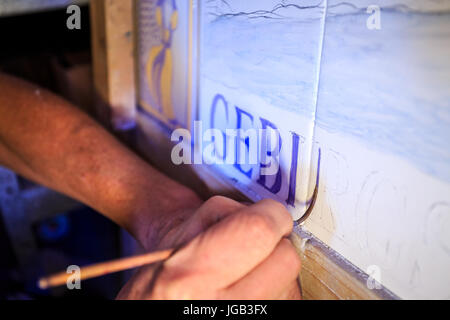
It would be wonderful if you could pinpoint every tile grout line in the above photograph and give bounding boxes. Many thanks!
[302,0,328,222]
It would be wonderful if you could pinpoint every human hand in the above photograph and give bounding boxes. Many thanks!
[117,197,301,299]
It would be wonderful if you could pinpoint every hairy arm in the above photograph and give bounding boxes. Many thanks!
[0,73,302,300]
[0,72,202,250]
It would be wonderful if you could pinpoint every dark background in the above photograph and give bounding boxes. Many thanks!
[0,5,127,299]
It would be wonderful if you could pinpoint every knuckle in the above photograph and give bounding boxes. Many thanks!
[259,198,285,211]
[205,195,236,212]
[258,199,292,228]
[244,212,278,242]
[203,196,222,210]
[206,195,243,211]
[207,195,227,205]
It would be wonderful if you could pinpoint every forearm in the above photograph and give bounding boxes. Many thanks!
[0,73,202,248]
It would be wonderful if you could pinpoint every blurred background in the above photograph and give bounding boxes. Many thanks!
[0,1,137,299]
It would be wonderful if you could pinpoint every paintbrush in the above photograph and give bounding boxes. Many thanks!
[39,184,318,291]
[38,248,174,289]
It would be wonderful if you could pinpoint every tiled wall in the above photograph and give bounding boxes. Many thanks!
[136,0,450,299]
[307,0,450,300]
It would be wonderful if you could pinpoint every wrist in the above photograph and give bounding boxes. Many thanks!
[130,187,202,251]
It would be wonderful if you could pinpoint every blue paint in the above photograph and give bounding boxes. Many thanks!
[286,132,300,207]
[256,117,282,194]
[234,106,255,178]
[210,93,230,161]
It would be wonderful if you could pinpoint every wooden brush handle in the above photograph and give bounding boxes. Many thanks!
[38,248,174,289]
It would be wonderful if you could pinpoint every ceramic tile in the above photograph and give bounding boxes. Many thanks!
[307,0,450,299]
[197,0,326,219]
